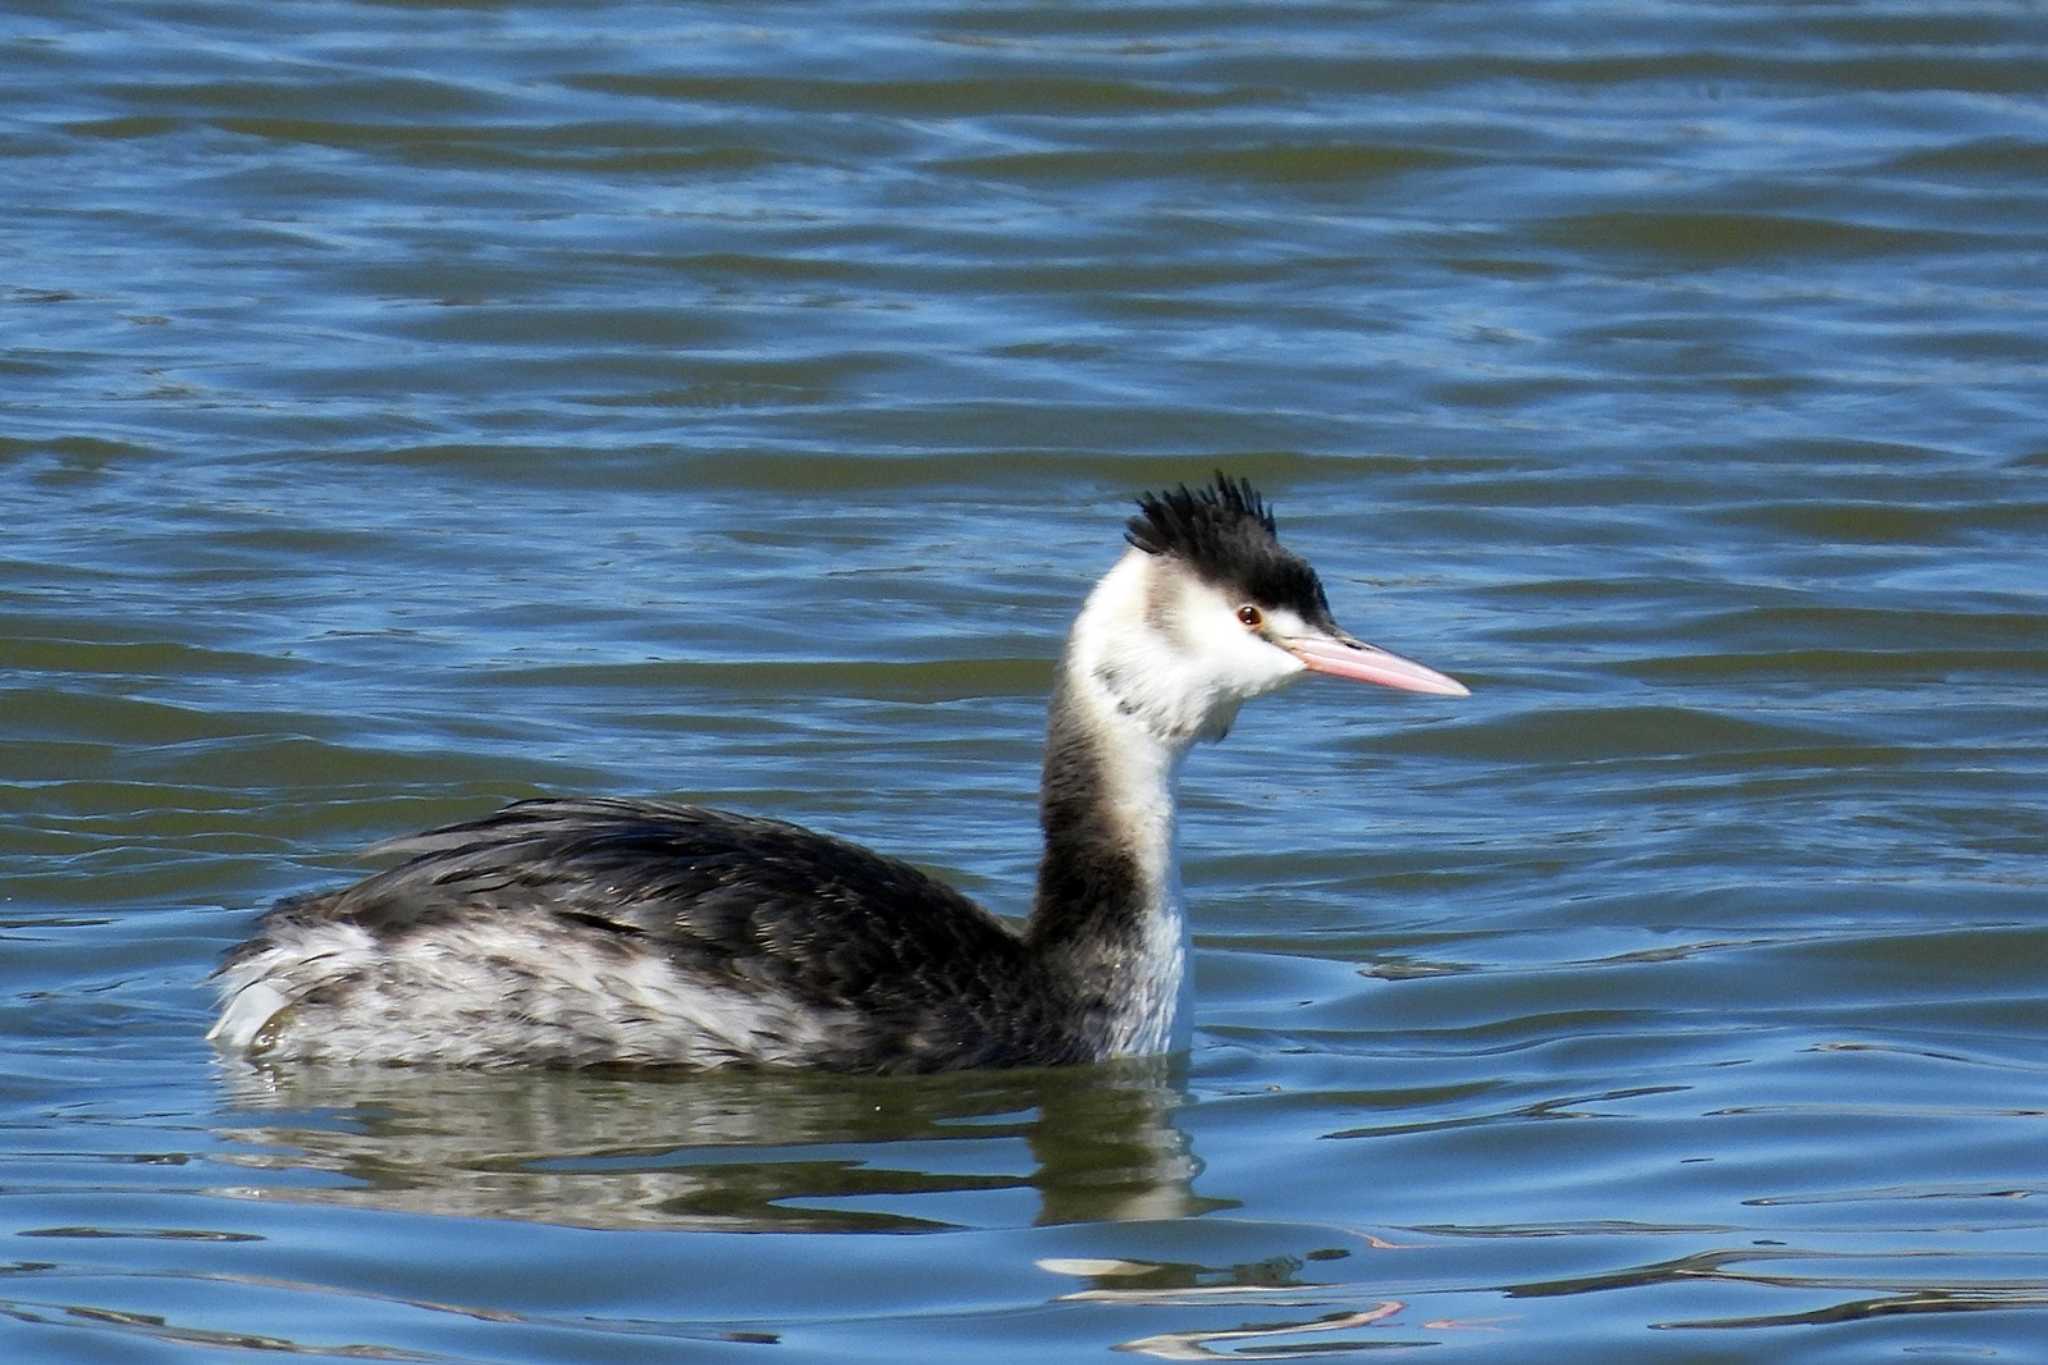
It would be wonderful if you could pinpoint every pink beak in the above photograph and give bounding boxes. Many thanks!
[1283,631,1470,697]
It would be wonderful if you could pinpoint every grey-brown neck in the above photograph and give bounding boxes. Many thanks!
[1027,553,1211,1058]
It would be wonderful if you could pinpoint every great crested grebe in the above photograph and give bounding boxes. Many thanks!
[211,476,1468,1072]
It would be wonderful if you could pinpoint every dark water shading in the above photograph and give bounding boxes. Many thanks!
[4,0,2047,1359]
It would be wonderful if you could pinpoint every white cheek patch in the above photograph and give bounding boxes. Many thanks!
[1071,552,1306,747]
[1264,606,1312,638]
[1175,580,1305,699]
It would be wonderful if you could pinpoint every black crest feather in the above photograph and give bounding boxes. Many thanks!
[1124,472,1332,621]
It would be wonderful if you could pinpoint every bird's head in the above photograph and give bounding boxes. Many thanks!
[1071,473,1468,746]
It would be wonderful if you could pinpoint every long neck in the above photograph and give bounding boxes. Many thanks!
[1028,627,1194,1059]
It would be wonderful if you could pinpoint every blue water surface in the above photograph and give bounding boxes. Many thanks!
[3,1,2045,1359]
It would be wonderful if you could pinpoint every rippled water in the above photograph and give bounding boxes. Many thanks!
[4,1,2045,1359]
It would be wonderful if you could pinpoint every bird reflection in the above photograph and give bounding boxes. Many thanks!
[210,1055,1220,1231]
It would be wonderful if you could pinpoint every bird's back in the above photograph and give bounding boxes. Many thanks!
[212,798,1093,1072]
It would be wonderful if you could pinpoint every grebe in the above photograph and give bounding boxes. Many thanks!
[211,475,1468,1072]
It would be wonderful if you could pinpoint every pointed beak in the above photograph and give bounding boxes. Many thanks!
[1282,630,1470,697]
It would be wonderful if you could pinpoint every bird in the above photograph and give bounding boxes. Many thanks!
[209,475,1468,1073]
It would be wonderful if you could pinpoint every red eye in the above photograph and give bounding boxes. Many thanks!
[1236,605,1263,628]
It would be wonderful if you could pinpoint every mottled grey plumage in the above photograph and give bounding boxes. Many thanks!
[224,798,1098,1072]
[212,476,1465,1072]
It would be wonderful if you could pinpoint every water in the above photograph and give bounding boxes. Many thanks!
[4,0,2045,1358]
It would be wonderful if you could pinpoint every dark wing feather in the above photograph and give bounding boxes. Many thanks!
[249,797,1084,1071]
